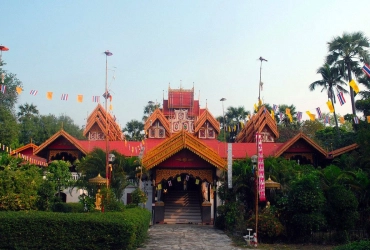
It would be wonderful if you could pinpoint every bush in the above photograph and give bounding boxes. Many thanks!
[0,207,151,250]
[247,208,285,243]
[334,240,370,250]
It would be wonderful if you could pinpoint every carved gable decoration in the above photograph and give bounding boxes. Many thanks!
[169,109,195,133]
[142,130,226,171]
[144,108,171,138]
[274,132,327,158]
[236,106,278,143]
[83,104,124,141]
[194,109,220,139]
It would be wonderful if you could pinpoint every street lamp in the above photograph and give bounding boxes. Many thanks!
[251,155,258,241]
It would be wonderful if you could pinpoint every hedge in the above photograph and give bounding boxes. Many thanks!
[0,208,151,250]
[334,240,370,250]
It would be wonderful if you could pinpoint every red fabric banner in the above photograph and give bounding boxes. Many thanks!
[256,133,266,201]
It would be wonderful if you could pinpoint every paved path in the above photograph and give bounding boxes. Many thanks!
[137,224,247,250]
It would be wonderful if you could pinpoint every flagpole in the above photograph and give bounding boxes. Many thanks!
[258,57,267,107]
[104,50,112,188]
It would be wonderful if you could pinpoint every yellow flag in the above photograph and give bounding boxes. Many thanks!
[157,184,162,190]
[367,116,370,123]
[340,116,345,124]
[228,126,231,132]
[233,125,236,131]
[254,103,258,112]
[16,86,22,94]
[46,92,53,100]
[177,176,181,182]
[349,79,359,94]
[271,110,275,120]
[288,114,293,122]
[258,99,263,107]
[109,104,113,110]
[286,108,291,115]
[195,179,200,185]
[77,95,83,103]
[326,100,334,113]
[306,111,315,121]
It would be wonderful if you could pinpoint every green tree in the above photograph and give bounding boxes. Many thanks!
[46,160,74,200]
[122,119,144,141]
[0,67,23,111]
[0,106,19,147]
[142,101,161,122]
[285,173,327,238]
[327,32,370,115]
[76,148,131,201]
[309,63,347,136]
[0,153,43,210]
[17,103,40,145]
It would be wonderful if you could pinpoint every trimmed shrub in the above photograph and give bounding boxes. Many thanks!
[334,240,370,250]
[0,207,151,250]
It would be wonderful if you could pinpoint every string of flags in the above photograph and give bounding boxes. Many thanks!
[0,142,48,166]
[251,76,370,125]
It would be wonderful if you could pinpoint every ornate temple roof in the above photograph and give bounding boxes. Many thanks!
[194,109,220,134]
[34,129,87,156]
[327,143,359,158]
[142,130,227,171]
[83,104,124,141]
[235,106,279,143]
[274,132,327,158]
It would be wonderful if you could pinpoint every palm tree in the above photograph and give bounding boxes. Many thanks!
[225,106,250,142]
[17,103,39,121]
[309,63,347,136]
[326,32,370,115]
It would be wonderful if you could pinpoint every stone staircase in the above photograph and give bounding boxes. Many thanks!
[164,190,202,224]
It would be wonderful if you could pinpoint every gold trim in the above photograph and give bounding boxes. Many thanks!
[155,168,213,184]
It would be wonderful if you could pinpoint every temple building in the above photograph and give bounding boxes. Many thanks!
[14,86,358,224]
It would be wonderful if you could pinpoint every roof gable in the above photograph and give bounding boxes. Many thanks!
[194,109,220,134]
[144,108,171,137]
[274,132,327,158]
[83,104,123,141]
[236,106,278,143]
[142,130,227,170]
[34,129,87,156]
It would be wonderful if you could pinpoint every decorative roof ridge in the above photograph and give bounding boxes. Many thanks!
[328,143,359,158]
[274,132,327,157]
[34,130,87,156]
[142,130,226,170]
[168,86,194,93]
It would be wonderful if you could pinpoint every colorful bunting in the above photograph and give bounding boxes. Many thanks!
[324,116,330,124]
[362,64,370,78]
[285,108,290,115]
[306,111,315,121]
[297,112,302,122]
[16,86,22,94]
[340,116,345,124]
[92,96,100,102]
[271,110,275,120]
[77,95,83,103]
[316,107,322,119]
[168,180,172,186]
[367,116,370,123]
[254,103,258,112]
[349,79,359,94]
[326,100,334,113]
[256,133,266,202]
[273,104,278,112]
[61,94,68,101]
[337,92,346,106]
[0,85,6,94]
[30,90,38,95]
[1,73,4,83]
[46,92,53,100]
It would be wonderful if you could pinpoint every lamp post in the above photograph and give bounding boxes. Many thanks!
[104,50,113,188]
[251,154,258,240]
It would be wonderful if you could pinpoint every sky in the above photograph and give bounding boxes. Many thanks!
[1,0,369,128]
